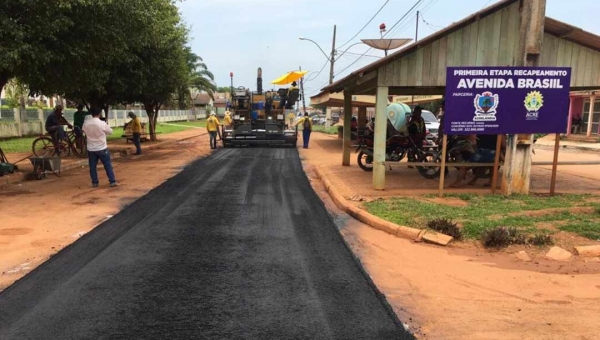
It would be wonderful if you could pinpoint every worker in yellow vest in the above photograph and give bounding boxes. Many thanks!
[127,112,143,155]
[206,112,221,149]
[287,111,296,130]
[223,110,233,130]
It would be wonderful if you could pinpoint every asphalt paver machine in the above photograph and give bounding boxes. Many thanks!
[222,68,298,147]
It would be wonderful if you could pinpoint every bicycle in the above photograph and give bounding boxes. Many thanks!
[32,127,87,158]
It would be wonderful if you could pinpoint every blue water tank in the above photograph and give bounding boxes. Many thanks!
[387,103,411,132]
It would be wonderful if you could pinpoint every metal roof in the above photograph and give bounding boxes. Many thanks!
[322,0,600,94]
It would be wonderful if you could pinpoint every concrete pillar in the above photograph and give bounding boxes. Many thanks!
[38,109,45,134]
[325,107,332,129]
[373,86,389,190]
[566,97,574,136]
[587,95,595,137]
[13,108,23,137]
[357,106,367,130]
[342,93,352,166]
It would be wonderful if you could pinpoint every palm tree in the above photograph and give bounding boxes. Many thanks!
[178,49,217,110]
[189,56,216,98]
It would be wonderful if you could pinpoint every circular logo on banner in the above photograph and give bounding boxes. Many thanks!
[524,91,544,120]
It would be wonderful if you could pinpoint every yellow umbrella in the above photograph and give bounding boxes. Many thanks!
[271,70,309,85]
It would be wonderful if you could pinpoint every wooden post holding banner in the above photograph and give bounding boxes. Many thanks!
[550,133,560,196]
[491,135,503,194]
[438,135,448,197]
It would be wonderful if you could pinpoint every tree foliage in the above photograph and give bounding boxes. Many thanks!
[9,0,214,141]
[176,48,217,110]
[216,86,233,94]
[0,0,70,94]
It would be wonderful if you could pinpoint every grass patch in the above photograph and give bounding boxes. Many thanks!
[107,123,191,141]
[1,123,194,151]
[364,194,599,240]
[161,120,206,128]
[312,125,338,134]
[0,136,38,153]
[560,221,600,240]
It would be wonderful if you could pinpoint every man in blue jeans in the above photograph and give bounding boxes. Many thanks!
[295,112,312,148]
[82,108,118,187]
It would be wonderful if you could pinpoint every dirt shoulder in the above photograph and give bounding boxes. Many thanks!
[0,129,212,290]
[301,132,600,340]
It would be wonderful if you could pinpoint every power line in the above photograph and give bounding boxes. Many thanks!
[333,0,424,78]
[342,51,383,59]
[386,0,443,39]
[304,59,329,83]
[337,0,391,49]
[385,0,433,38]
[421,13,443,29]
[382,0,424,39]
[482,0,495,9]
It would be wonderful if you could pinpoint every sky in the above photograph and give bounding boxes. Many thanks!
[177,0,600,97]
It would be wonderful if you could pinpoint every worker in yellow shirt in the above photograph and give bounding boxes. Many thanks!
[223,110,233,130]
[296,112,313,148]
[206,112,221,149]
[127,112,143,155]
[287,111,296,130]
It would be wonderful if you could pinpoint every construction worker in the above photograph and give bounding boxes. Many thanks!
[296,112,313,149]
[223,109,233,130]
[127,112,143,155]
[287,111,296,130]
[206,112,221,149]
[288,81,298,95]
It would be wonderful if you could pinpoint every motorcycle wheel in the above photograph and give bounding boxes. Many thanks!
[357,151,374,172]
[473,166,493,179]
[417,152,444,179]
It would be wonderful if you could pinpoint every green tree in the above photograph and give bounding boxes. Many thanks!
[176,49,216,110]
[116,1,190,141]
[0,1,69,95]
[217,86,232,93]
[23,0,175,115]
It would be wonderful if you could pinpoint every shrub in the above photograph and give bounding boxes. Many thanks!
[481,227,526,248]
[427,218,463,240]
[528,234,554,246]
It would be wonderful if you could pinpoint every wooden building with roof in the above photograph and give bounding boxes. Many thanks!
[317,0,600,193]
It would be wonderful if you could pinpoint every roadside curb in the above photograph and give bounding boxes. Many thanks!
[313,165,453,246]
[535,142,600,153]
[0,132,207,189]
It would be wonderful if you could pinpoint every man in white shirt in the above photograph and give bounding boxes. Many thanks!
[82,108,118,188]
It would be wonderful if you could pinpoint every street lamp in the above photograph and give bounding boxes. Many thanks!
[301,29,367,86]
[299,25,337,84]
[299,37,331,61]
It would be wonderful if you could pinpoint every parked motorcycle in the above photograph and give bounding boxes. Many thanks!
[356,132,428,172]
[418,136,510,180]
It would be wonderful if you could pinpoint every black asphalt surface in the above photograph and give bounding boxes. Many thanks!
[0,148,413,340]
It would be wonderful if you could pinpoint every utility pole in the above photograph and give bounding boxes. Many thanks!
[300,66,306,112]
[329,25,337,84]
[415,11,420,42]
[502,0,546,195]
[230,72,234,100]
[412,11,420,107]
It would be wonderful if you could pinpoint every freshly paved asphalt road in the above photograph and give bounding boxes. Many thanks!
[0,148,413,340]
